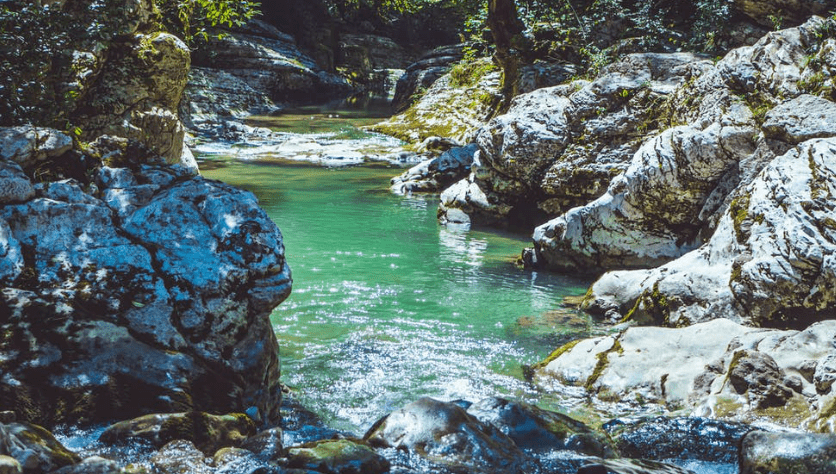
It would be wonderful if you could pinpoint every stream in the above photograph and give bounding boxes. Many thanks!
[55,105,737,474]
[196,105,597,435]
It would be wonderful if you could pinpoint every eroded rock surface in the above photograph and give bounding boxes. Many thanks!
[533,319,836,429]
[0,157,291,426]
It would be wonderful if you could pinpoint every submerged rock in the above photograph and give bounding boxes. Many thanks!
[466,397,615,457]
[739,431,836,474]
[364,397,532,474]
[0,422,80,473]
[99,412,256,455]
[287,439,390,474]
[603,416,754,463]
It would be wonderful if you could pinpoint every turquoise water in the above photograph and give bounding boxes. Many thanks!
[201,159,594,433]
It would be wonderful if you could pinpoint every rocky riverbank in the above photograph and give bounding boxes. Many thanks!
[378,10,836,474]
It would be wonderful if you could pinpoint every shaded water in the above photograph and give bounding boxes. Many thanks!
[200,158,595,434]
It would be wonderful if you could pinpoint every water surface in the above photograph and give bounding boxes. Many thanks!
[200,159,594,433]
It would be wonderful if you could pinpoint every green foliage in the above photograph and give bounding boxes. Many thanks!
[154,0,260,45]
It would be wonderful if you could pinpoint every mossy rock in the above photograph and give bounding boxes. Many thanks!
[286,439,390,474]
[98,411,256,455]
[0,422,81,472]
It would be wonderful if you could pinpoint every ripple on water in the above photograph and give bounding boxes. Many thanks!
[282,324,537,433]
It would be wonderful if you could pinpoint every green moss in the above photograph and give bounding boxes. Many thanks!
[585,339,623,392]
[729,193,752,244]
[448,59,497,88]
[621,282,670,326]
[525,339,582,380]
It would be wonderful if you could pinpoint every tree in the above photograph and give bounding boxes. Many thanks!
[486,0,526,109]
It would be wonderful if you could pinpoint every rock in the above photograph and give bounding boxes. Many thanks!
[0,127,72,169]
[185,19,350,127]
[762,94,836,143]
[602,416,755,463]
[0,161,35,204]
[52,456,122,474]
[213,447,275,474]
[728,350,793,409]
[739,431,836,474]
[371,58,501,145]
[439,52,712,228]
[338,34,411,71]
[0,422,80,473]
[581,458,696,474]
[581,137,836,327]
[531,115,756,273]
[0,455,21,474]
[287,439,390,474]
[814,355,836,393]
[0,166,291,426]
[364,397,532,474]
[391,44,464,112]
[151,440,211,474]
[239,427,284,462]
[73,32,192,165]
[733,0,832,28]
[465,397,615,457]
[391,143,477,194]
[533,319,836,426]
[99,412,256,455]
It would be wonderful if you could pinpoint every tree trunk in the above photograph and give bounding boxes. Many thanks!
[487,0,525,110]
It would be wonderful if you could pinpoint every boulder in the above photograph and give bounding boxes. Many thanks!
[51,457,122,474]
[390,143,477,194]
[364,397,532,474]
[98,412,257,455]
[439,52,712,228]
[533,319,836,427]
[391,44,464,112]
[72,32,192,166]
[0,164,291,426]
[287,439,390,474]
[0,422,80,473]
[0,127,72,169]
[372,58,502,145]
[578,458,697,474]
[603,416,755,463]
[150,440,211,474]
[0,456,21,474]
[581,137,836,327]
[733,0,833,28]
[739,431,836,474]
[466,397,615,457]
[185,19,351,125]
[239,427,284,462]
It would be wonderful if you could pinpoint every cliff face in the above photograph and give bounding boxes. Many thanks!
[0,0,292,426]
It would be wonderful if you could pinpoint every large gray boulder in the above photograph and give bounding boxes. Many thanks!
[532,318,836,430]
[0,161,291,426]
[364,397,532,474]
[185,19,351,125]
[529,17,836,274]
[582,137,836,327]
[438,52,712,228]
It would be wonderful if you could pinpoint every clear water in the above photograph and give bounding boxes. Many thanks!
[199,158,595,434]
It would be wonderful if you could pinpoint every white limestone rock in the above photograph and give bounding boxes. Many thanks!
[535,319,836,429]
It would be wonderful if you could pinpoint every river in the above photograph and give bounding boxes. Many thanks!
[197,105,597,435]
